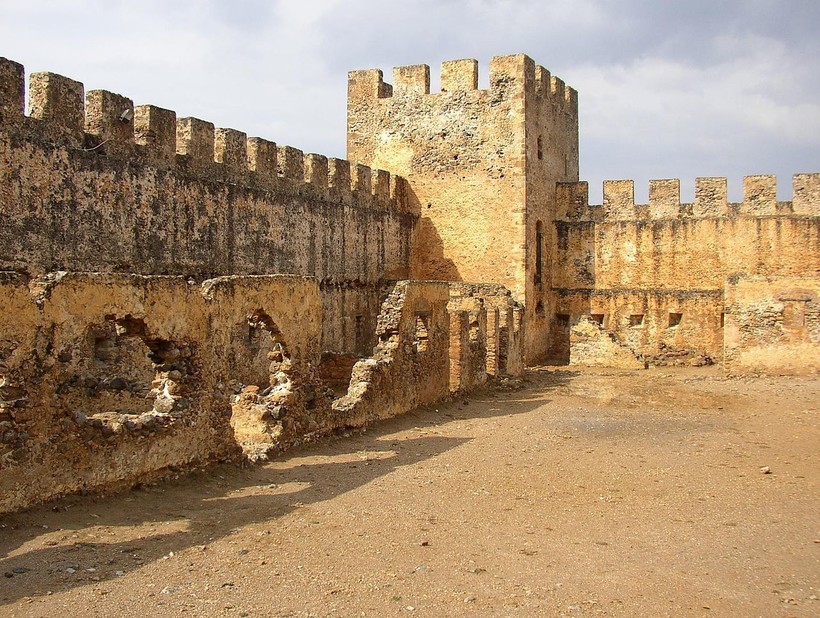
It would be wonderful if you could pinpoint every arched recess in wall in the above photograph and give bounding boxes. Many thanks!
[55,314,197,431]
[229,309,304,459]
[242,309,292,390]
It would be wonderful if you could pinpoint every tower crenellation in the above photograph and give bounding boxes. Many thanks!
[0,56,24,123]
[28,71,86,146]
[393,64,430,95]
[348,55,578,119]
[85,89,135,155]
[440,59,478,92]
[794,173,820,215]
[176,116,216,170]
[214,127,248,174]
[134,104,177,165]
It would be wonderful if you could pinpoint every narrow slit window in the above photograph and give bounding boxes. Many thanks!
[414,313,430,353]
[354,314,364,348]
[556,313,570,329]
[469,318,480,342]
[534,221,543,285]
[783,301,807,329]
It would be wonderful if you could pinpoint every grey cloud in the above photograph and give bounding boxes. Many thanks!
[0,0,816,199]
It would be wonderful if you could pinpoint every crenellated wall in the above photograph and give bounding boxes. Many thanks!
[548,175,820,362]
[556,175,820,222]
[0,53,536,513]
[0,57,416,354]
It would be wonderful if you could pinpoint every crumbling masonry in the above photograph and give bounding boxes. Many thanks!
[0,54,817,512]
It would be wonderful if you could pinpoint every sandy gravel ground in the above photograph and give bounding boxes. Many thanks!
[0,366,818,617]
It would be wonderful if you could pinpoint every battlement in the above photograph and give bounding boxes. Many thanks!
[348,54,577,116]
[556,174,820,222]
[0,56,411,213]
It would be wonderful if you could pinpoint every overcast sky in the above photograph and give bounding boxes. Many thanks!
[2,0,818,202]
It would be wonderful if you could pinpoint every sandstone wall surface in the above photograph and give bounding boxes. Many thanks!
[552,289,723,363]
[333,281,451,426]
[348,58,522,289]
[523,62,579,362]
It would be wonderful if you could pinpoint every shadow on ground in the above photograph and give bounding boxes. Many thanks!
[0,369,579,604]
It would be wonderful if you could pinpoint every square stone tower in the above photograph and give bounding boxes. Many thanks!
[347,54,579,362]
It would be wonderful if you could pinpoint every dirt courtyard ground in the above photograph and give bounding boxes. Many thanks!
[0,366,818,617]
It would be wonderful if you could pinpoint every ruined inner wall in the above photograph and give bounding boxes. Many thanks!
[0,58,416,355]
[0,272,325,513]
[347,55,578,362]
[1,271,504,513]
[724,276,820,375]
[550,176,820,361]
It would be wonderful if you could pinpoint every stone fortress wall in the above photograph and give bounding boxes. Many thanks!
[0,58,415,356]
[0,56,523,513]
[347,54,818,371]
[0,50,817,513]
[551,176,820,366]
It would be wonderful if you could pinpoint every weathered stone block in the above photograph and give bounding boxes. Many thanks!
[372,169,390,206]
[247,137,277,189]
[328,158,352,204]
[694,177,727,217]
[348,68,391,100]
[793,173,820,215]
[28,71,85,146]
[176,117,215,169]
[649,179,680,219]
[0,57,24,126]
[134,105,177,164]
[85,90,135,154]
[304,153,329,198]
[214,127,248,173]
[440,59,478,92]
[489,54,535,95]
[742,175,777,215]
[277,145,304,184]
[352,164,372,203]
[393,64,430,95]
[603,180,635,220]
